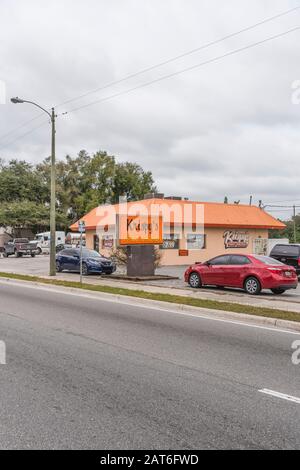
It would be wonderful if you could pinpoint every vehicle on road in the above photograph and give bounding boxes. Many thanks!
[4,238,38,258]
[269,244,300,276]
[56,248,116,275]
[184,254,298,295]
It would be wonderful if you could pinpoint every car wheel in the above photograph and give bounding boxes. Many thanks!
[3,252,8,258]
[31,253,35,258]
[244,277,261,295]
[188,272,202,288]
[37,247,42,255]
[82,263,88,276]
[56,261,62,273]
[271,288,285,295]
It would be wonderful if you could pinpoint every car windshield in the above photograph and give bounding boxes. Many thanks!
[82,249,101,259]
[253,255,285,266]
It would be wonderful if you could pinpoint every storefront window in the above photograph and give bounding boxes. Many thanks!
[93,235,99,252]
[186,234,206,250]
[160,233,179,250]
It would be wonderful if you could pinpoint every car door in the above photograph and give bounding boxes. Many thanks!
[57,249,71,270]
[222,255,252,287]
[67,250,80,271]
[201,255,231,285]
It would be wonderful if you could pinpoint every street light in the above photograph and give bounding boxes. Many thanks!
[11,96,57,276]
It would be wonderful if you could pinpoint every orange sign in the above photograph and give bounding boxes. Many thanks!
[118,215,163,245]
[179,249,189,257]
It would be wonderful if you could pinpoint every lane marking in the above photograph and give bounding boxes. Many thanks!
[0,279,300,336]
[259,389,300,404]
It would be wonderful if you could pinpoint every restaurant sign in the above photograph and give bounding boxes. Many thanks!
[223,230,249,249]
[118,215,163,246]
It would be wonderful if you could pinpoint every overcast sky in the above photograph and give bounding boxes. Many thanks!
[1,0,300,218]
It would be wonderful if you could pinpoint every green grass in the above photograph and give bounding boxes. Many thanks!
[0,271,299,323]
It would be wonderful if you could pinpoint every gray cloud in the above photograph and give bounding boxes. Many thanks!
[0,0,300,220]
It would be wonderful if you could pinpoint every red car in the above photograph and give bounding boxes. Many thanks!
[184,254,298,295]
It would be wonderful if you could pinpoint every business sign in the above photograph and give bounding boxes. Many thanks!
[102,235,114,249]
[223,230,249,249]
[179,249,189,257]
[118,215,163,246]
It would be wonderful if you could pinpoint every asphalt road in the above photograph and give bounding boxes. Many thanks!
[0,281,299,449]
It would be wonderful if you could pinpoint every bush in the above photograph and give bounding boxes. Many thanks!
[111,246,162,268]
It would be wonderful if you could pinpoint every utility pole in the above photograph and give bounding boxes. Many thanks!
[50,108,56,276]
[11,97,57,276]
[293,205,297,243]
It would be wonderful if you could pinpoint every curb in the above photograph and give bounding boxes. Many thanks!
[1,276,300,333]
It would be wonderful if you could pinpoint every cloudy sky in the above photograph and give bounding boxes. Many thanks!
[1,0,300,218]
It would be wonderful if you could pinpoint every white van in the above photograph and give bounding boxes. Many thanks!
[33,231,66,254]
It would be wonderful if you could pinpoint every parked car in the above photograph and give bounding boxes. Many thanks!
[4,238,38,257]
[184,254,298,295]
[269,244,300,276]
[56,248,116,275]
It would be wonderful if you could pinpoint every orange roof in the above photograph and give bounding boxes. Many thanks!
[70,198,286,231]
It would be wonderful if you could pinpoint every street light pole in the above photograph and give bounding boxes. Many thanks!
[50,108,56,276]
[11,97,57,276]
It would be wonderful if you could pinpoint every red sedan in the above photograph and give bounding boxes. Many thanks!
[184,254,298,295]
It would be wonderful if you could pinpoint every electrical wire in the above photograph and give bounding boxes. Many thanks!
[63,26,300,115]
[55,4,300,109]
[0,112,46,142]
[0,120,49,152]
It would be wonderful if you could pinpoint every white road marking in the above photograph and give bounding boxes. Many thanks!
[259,389,300,404]
[0,279,300,336]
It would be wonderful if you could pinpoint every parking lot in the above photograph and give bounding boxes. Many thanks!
[1,254,300,308]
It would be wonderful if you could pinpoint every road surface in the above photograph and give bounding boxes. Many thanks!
[0,281,299,449]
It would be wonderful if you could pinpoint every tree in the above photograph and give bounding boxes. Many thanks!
[269,215,300,243]
[0,200,68,231]
[36,150,157,218]
[0,150,158,229]
[111,162,156,204]
[0,160,47,203]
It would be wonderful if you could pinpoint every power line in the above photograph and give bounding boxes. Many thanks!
[63,26,300,115]
[3,5,299,145]
[265,204,300,208]
[0,120,49,152]
[55,4,300,109]
[264,198,300,205]
[0,112,46,142]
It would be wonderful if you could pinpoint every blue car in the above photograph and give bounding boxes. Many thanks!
[56,248,116,275]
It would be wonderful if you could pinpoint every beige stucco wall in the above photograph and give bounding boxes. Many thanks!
[85,227,269,266]
[160,227,268,265]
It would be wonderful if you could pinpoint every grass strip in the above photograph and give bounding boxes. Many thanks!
[0,271,299,323]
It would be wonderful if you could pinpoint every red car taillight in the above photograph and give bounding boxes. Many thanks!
[267,267,282,275]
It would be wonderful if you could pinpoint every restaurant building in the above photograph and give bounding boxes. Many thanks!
[70,196,285,266]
